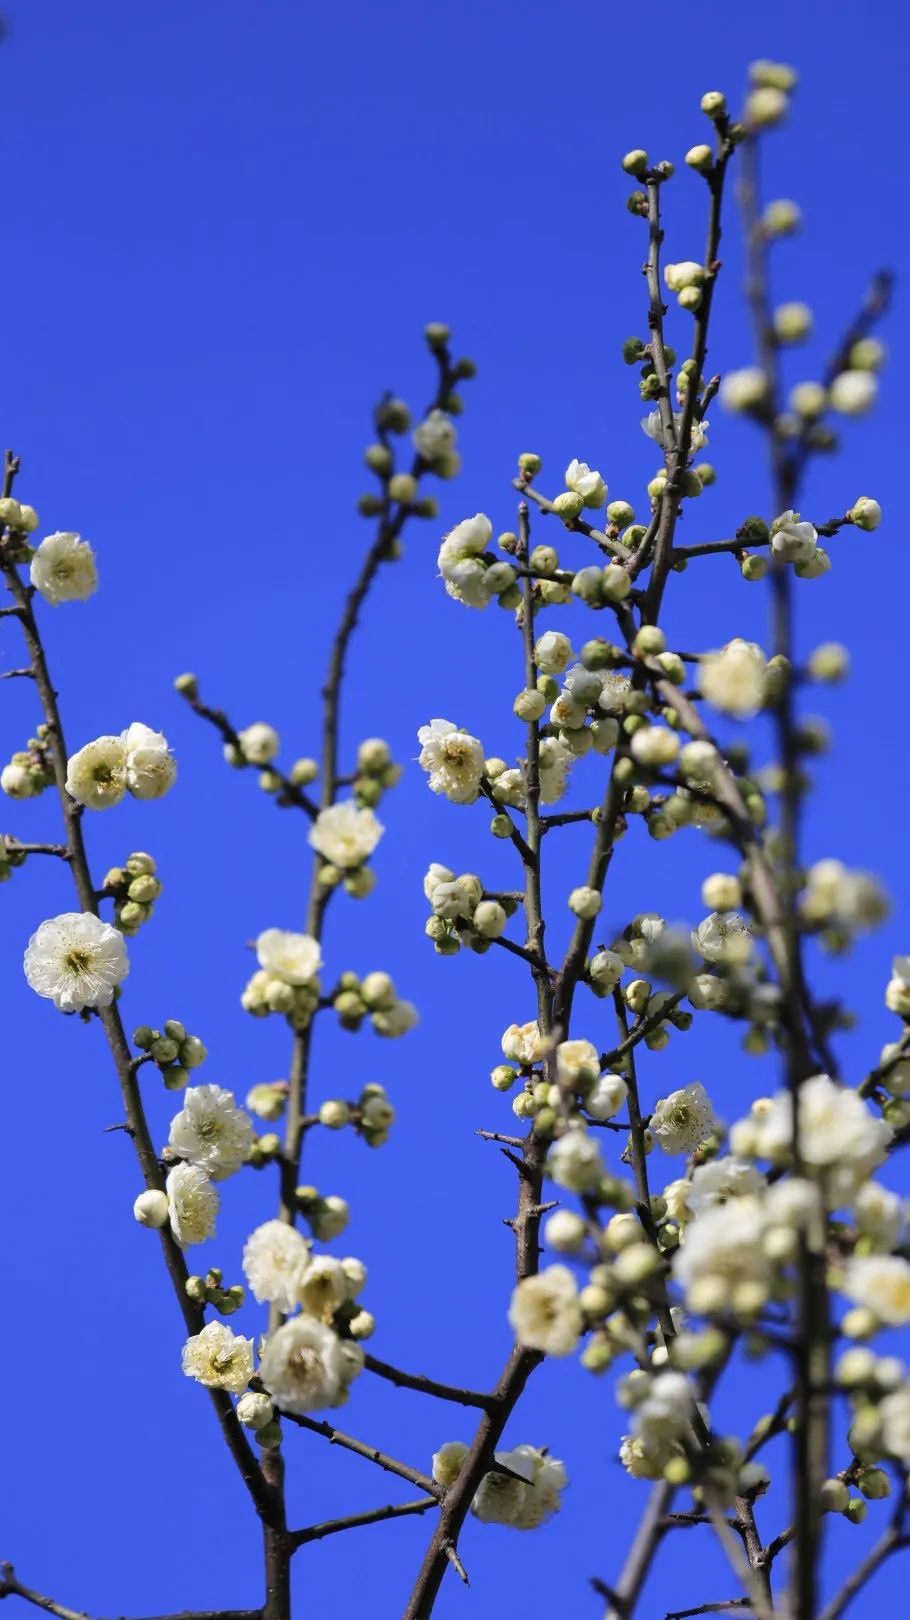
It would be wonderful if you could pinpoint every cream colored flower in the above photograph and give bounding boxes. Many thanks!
[66,736,128,809]
[243,1219,311,1313]
[842,1256,910,1326]
[259,1314,346,1413]
[24,911,129,1011]
[168,1085,254,1181]
[309,801,383,867]
[182,1321,253,1393]
[699,639,767,719]
[121,723,177,800]
[651,1083,717,1155]
[30,531,98,604]
[417,720,484,804]
[256,928,322,985]
[508,1266,583,1356]
[166,1161,218,1246]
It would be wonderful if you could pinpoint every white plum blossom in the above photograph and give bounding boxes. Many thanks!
[472,1446,567,1529]
[423,862,455,902]
[855,1182,903,1249]
[501,1021,545,1065]
[650,1083,717,1155]
[533,631,573,675]
[800,860,890,933]
[880,1387,910,1463]
[770,510,818,564]
[720,367,769,413]
[730,1074,891,1196]
[565,459,607,508]
[237,1392,274,1430]
[66,736,128,809]
[181,1321,254,1393]
[842,1256,910,1326]
[29,531,98,604]
[168,1085,254,1180]
[673,1198,773,1314]
[259,1314,347,1413]
[236,723,279,764]
[24,912,129,1012]
[699,639,767,718]
[586,1073,628,1121]
[121,723,177,800]
[508,1265,583,1356]
[555,1039,601,1088]
[417,720,484,804]
[256,929,322,985]
[133,1189,170,1228]
[589,949,625,990]
[166,1162,219,1247]
[538,737,574,804]
[829,371,877,415]
[686,1156,764,1216]
[547,1129,603,1192]
[437,513,497,607]
[243,1219,311,1313]
[371,998,418,1037]
[413,408,457,462]
[641,409,709,450]
[597,673,632,714]
[1,761,33,798]
[299,1254,348,1320]
[692,911,753,965]
[632,1371,697,1445]
[433,1441,469,1486]
[309,801,383,867]
[544,1209,588,1253]
[885,957,910,1018]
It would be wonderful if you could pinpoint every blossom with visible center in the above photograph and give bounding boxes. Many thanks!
[243,1219,311,1313]
[168,1085,254,1181]
[650,1083,717,1155]
[259,1314,346,1413]
[417,720,484,804]
[166,1161,219,1247]
[182,1321,254,1393]
[256,928,322,985]
[309,801,383,867]
[24,911,129,1011]
[29,531,98,604]
[508,1266,583,1356]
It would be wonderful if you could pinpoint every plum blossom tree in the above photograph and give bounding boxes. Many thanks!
[0,57,905,1620]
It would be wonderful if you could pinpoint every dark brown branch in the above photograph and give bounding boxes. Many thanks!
[364,1353,496,1411]
[0,1564,260,1620]
[289,1497,437,1550]
[277,1409,442,1498]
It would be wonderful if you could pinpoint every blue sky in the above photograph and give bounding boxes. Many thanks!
[1,2,908,1616]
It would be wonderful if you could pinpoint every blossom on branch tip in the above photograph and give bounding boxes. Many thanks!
[699,639,767,719]
[564,459,607,509]
[29,531,98,605]
[121,723,177,800]
[24,911,129,1011]
[650,1083,717,1155]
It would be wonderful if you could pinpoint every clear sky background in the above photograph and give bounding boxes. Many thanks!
[1,3,907,1617]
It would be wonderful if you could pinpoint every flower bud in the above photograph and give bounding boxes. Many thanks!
[319,1099,351,1130]
[850,496,881,531]
[237,1392,274,1430]
[433,1441,469,1487]
[174,672,199,698]
[518,453,542,476]
[632,625,666,657]
[388,473,417,504]
[569,885,602,920]
[622,149,649,178]
[601,567,631,604]
[552,491,584,523]
[741,553,768,582]
[745,86,788,128]
[133,1189,169,1228]
[473,900,507,939]
[700,90,726,115]
[685,144,714,173]
[513,688,546,722]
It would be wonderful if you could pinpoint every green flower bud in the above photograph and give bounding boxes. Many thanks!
[118,900,149,930]
[622,149,649,177]
[700,90,726,115]
[552,491,584,522]
[254,1420,283,1450]
[128,874,160,904]
[529,544,559,575]
[844,1497,867,1526]
[357,493,384,516]
[741,553,769,582]
[454,356,478,379]
[622,337,646,365]
[518,453,542,476]
[491,1064,519,1091]
[174,672,198,698]
[133,1025,156,1050]
[640,373,662,400]
[388,472,417,504]
[127,852,157,877]
[678,286,702,313]
[376,398,411,433]
[514,688,546,722]
[364,443,393,475]
[151,1036,179,1066]
[607,500,635,528]
[424,322,451,349]
[601,566,631,604]
[857,1467,890,1500]
[179,1035,207,1069]
[685,143,714,173]
[632,625,666,657]
[319,1099,351,1130]
[626,190,648,216]
[412,496,438,518]
[490,813,513,839]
